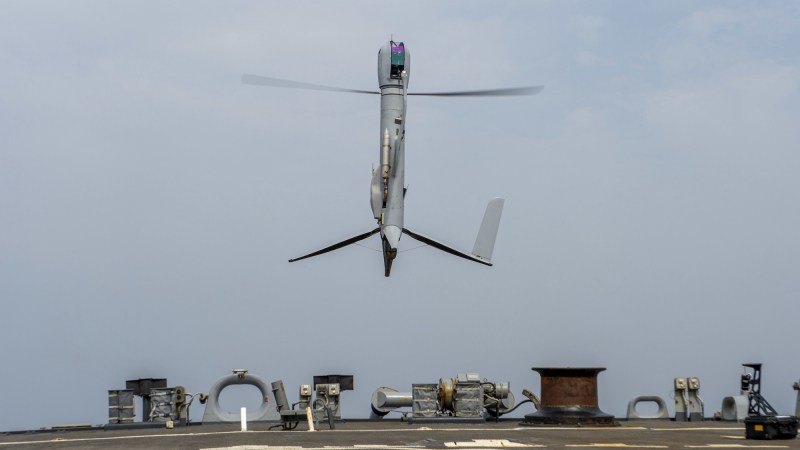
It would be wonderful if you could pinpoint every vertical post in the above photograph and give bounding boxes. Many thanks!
[674,378,688,421]
[240,407,247,432]
[793,380,800,417]
[686,377,704,421]
[306,407,315,432]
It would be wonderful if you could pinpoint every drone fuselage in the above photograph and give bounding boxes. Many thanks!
[372,41,410,275]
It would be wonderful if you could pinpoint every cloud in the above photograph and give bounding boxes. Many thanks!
[569,15,606,44]
[680,7,745,37]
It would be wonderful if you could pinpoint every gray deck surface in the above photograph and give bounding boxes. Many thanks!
[1,420,798,449]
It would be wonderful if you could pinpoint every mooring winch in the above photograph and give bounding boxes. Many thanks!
[370,373,515,420]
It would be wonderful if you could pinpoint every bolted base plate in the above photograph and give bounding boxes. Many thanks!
[521,407,617,427]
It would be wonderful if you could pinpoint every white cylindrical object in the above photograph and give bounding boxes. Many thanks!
[306,406,315,432]
[240,407,247,431]
[794,381,800,417]
[796,389,800,417]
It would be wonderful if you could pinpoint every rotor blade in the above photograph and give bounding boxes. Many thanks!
[408,86,544,97]
[402,228,492,266]
[242,74,379,95]
[289,227,380,263]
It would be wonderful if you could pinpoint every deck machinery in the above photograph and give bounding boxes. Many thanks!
[371,373,515,421]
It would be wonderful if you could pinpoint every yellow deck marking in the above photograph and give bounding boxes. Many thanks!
[202,447,303,450]
[566,445,668,449]
[353,446,422,449]
[514,427,648,431]
[445,439,541,448]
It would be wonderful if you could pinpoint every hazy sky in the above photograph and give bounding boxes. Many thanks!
[1,1,799,430]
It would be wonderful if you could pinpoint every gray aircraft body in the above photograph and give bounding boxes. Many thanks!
[243,41,543,276]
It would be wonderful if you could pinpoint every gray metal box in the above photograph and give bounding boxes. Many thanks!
[149,388,178,422]
[412,384,439,418]
[108,390,135,424]
[454,382,483,418]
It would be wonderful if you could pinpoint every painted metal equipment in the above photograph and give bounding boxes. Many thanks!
[721,395,749,421]
[674,377,688,421]
[148,386,190,422]
[672,376,703,421]
[740,363,778,416]
[371,373,515,420]
[201,369,279,423]
[686,377,704,421]
[108,390,135,424]
[626,396,670,420]
[125,378,167,423]
[270,375,353,430]
[521,367,615,426]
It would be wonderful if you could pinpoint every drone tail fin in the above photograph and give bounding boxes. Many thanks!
[472,198,504,262]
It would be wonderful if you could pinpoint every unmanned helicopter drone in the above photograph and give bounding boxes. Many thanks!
[243,40,543,277]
